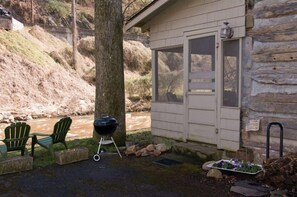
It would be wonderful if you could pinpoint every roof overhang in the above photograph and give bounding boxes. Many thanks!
[124,0,177,32]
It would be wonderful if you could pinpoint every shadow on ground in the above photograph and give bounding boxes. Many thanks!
[0,153,249,197]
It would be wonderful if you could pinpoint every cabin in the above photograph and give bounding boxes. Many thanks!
[125,0,297,162]
[0,6,12,30]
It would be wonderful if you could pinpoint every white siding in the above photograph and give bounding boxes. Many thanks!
[219,107,240,150]
[149,0,245,49]
[149,0,245,146]
[188,123,216,144]
[151,103,184,140]
[187,93,216,144]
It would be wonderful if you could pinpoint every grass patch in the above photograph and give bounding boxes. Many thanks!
[0,30,55,66]
[0,129,154,168]
[45,0,70,18]
[127,128,153,145]
[31,138,98,168]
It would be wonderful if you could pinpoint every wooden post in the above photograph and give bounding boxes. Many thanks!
[72,0,77,70]
[31,0,34,26]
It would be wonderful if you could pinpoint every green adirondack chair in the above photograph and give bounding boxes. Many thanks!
[0,122,31,158]
[31,117,72,157]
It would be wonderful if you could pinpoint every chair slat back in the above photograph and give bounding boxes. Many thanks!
[51,117,72,143]
[4,122,30,151]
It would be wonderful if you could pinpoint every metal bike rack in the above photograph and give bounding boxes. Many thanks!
[266,122,284,160]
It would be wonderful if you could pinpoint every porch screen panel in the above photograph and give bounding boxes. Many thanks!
[223,40,239,107]
[156,47,183,103]
[189,36,215,92]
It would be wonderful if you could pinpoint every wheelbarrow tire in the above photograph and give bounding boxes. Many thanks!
[93,154,101,162]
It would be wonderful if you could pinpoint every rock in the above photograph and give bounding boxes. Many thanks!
[141,150,150,157]
[202,161,215,171]
[231,186,267,197]
[270,189,289,197]
[8,115,14,122]
[26,115,33,120]
[231,180,271,197]
[125,145,137,155]
[155,143,167,152]
[1,112,11,119]
[152,150,161,157]
[125,141,134,148]
[135,148,146,157]
[146,144,155,152]
[206,169,223,179]
[0,112,14,123]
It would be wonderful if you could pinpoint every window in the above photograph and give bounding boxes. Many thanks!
[223,40,239,107]
[189,36,215,93]
[156,47,183,103]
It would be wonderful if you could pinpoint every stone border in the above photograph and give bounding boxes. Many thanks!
[0,156,33,175]
[54,147,89,165]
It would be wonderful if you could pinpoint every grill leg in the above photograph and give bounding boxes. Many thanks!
[111,137,122,158]
[96,137,103,154]
[93,137,103,162]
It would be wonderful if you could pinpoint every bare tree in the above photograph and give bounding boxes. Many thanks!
[31,0,34,25]
[122,0,152,22]
[94,0,126,145]
[72,0,78,70]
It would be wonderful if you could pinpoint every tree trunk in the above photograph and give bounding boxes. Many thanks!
[31,0,34,25]
[72,0,78,70]
[94,0,126,145]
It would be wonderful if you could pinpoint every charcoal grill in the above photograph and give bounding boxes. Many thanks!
[93,116,122,161]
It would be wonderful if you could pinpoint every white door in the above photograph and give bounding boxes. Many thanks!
[218,39,241,151]
[184,34,241,151]
[185,35,218,145]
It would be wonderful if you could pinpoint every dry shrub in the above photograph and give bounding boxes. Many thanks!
[126,73,152,100]
[59,47,73,66]
[78,37,152,76]
[28,25,71,52]
[123,40,151,75]
[58,46,95,78]
[77,36,95,61]
[49,50,71,69]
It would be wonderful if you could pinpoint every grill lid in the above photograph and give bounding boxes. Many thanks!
[94,116,118,126]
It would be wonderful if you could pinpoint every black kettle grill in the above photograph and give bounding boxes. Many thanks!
[93,116,119,136]
[93,116,122,162]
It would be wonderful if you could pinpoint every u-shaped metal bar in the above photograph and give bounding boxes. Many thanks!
[266,122,284,160]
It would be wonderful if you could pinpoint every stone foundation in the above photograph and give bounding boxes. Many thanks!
[0,156,33,175]
[54,147,89,165]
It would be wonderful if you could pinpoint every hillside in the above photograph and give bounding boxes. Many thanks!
[0,0,151,29]
[0,26,151,122]
[0,0,153,123]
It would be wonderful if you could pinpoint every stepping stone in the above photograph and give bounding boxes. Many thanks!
[230,180,271,196]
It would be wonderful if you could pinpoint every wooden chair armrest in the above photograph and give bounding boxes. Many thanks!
[31,132,51,137]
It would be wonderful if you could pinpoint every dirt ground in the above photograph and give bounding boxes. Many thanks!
[0,154,250,197]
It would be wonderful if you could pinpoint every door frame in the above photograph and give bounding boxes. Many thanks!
[183,29,242,151]
[217,38,242,150]
[183,29,219,143]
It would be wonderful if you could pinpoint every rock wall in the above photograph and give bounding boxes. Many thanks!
[242,0,297,161]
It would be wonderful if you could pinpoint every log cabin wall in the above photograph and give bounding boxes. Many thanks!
[242,0,297,162]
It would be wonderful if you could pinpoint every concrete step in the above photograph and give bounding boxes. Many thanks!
[172,142,255,162]
[172,142,222,162]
